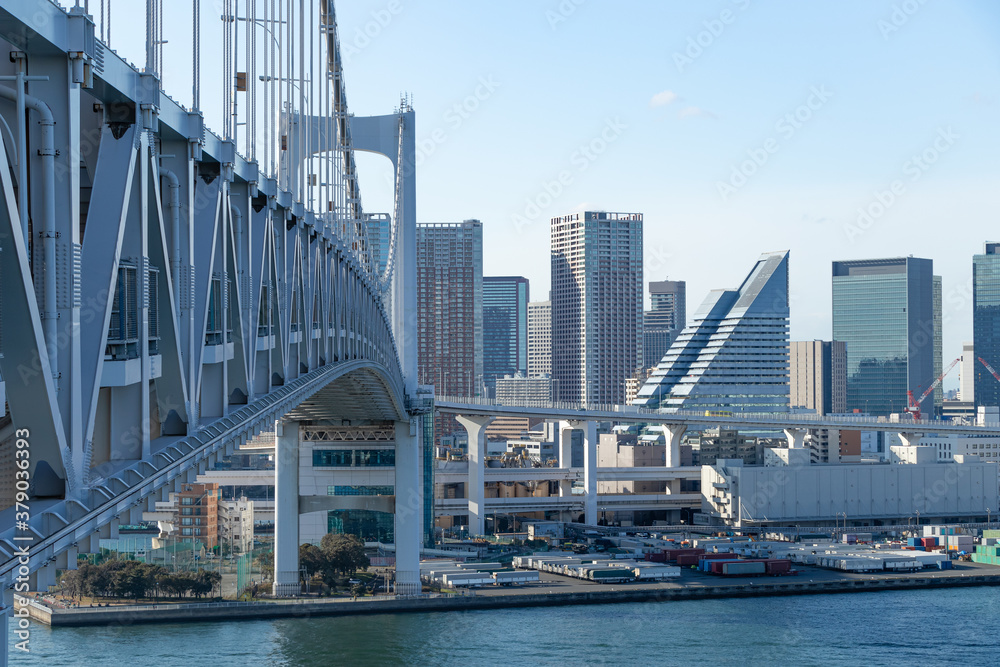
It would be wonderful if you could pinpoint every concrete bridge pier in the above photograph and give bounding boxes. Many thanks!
[563,420,597,525]
[660,424,687,467]
[272,420,300,596]
[558,422,575,501]
[393,419,423,595]
[784,428,807,449]
[899,432,923,447]
[456,414,496,537]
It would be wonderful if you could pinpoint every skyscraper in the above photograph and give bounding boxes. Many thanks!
[647,280,686,330]
[960,341,975,403]
[789,340,847,416]
[644,279,686,370]
[483,276,529,394]
[417,221,483,439]
[974,243,1000,408]
[527,300,552,377]
[832,257,935,417]
[933,275,943,413]
[364,213,392,276]
[551,211,643,404]
[635,251,790,413]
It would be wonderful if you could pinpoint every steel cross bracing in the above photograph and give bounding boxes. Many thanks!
[0,0,418,627]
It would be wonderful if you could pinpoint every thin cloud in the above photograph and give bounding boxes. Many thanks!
[649,90,679,108]
[677,106,717,120]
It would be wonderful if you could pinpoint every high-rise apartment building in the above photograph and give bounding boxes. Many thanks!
[974,243,1000,408]
[643,279,686,370]
[364,213,392,276]
[495,373,559,404]
[635,251,790,413]
[417,221,483,440]
[789,340,847,416]
[483,276,529,394]
[551,211,643,404]
[647,280,686,330]
[832,257,936,417]
[961,342,975,403]
[527,300,552,377]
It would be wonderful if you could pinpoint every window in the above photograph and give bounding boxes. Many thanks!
[182,518,192,526]
[328,485,394,496]
[182,528,192,536]
[313,449,353,467]
[182,497,193,505]
[182,507,192,515]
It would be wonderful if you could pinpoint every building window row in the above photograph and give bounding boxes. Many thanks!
[328,485,395,496]
[313,448,396,467]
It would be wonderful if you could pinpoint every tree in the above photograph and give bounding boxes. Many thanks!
[255,550,274,580]
[319,534,369,576]
[191,569,221,599]
[299,544,325,584]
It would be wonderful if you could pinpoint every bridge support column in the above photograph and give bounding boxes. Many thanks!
[558,421,575,501]
[567,420,598,526]
[272,420,300,596]
[784,428,807,449]
[394,418,422,596]
[899,432,923,447]
[456,414,496,537]
[659,424,687,467]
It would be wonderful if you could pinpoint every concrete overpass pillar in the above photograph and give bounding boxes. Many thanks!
[899,432,923,447]
[567,420,598,526]
[557,421,575,502]
[784,428,807,449]
[456,414,495,537]
[394,418,423,596]
[272,420,300,596]
[660,424,687,467]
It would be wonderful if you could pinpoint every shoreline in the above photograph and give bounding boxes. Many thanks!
[19,570,1000,627]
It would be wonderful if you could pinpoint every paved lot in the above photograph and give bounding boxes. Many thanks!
[471,560,1000,597]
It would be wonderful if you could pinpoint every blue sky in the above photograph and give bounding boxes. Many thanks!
[110,0,1000,389]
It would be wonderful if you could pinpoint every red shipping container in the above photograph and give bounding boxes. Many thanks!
[646,552,667,563]
[675,554,700,566]
[765,560,792,575]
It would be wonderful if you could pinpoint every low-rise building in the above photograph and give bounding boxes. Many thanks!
[701,453,1000,526]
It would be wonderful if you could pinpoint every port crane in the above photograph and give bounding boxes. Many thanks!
[906,357,960,420]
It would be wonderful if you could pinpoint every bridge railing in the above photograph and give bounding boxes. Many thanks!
[433,395,1000,430]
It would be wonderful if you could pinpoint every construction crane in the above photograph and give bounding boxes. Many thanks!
[978,356,1000,388]
[906,357,961,420]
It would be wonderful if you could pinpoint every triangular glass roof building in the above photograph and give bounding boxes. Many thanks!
[633,251,790,414]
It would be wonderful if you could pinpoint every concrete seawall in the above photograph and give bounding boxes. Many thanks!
[20,573,1000,628]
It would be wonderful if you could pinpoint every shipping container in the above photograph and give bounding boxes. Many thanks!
[765,560,792,575]
[722,561,766,576]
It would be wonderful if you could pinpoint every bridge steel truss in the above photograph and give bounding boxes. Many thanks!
[0,1,420,657]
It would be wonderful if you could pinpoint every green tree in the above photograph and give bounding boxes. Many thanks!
[320,534,369,576]
[299,544,325,583]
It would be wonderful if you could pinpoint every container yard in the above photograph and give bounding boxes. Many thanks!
[420,560,541,588]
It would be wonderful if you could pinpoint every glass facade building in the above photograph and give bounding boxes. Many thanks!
[634,251,790,413]
[974,243,1000,409]
[483,276,529,394]
[832,257,935,417]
